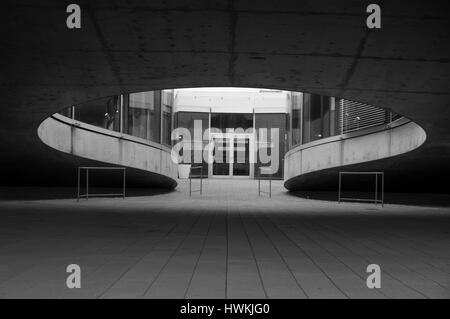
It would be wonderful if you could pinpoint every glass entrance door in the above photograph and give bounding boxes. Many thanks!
[233,137,250,176]
[212,137,231,176]
[210,134,253,178]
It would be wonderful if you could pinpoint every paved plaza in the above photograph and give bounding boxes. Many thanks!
[0,179,448,298]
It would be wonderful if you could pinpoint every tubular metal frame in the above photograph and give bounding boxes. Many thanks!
[338,171,384,206]
[77,167,126,201]
[189,165,204,197]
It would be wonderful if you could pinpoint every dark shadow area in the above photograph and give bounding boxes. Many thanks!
[289,191,450,208]
[0,187,174,201]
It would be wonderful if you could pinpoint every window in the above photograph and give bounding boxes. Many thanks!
[105,96,120,132]
[162,90,174,146]
[211,113,253,131]
[291,92,302,147]
[255,113,286,178]
[175,112,209,172]
[127,91,161,142]
[58,107,73,119]
[302,94,331,144]
[76,97,113,130]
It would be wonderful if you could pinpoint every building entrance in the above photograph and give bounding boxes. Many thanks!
[209,133,255,178]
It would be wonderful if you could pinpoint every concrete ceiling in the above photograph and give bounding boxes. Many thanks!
[0,0,449,190]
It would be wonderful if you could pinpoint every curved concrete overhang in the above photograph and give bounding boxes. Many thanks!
[37,114,177,188]
[284,118,427,191]
[0,0,449,191]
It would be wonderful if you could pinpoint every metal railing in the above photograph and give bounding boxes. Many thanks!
[339,99,386,134]
[338,171,384,206]
[189,165,203,197]
[258,167,273,198]
[77,167,126,201]
[338,99,402,134]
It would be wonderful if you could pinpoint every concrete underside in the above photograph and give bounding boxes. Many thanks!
[0,0,449,191]
[0,180,448,299]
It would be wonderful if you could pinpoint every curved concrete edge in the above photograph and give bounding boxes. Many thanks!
[37,114,178,189]
[284,119,427,191]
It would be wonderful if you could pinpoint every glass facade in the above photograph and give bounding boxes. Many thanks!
[57,89,401,179]
[162,90,174,146]
[174,111,286,179]
[74,97,117,130]
[126,91,161,141]
[211,113,253,131]
[233,138,250,176]
[288,92,403,150]
[291,92,302,147]
[302,94,333,144]
[212,137,231,176]
[58,90,173,146]
[106,96,121,132]
[255,113,286,179]
[175,112,210,175]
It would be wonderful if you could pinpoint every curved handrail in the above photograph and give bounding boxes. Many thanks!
[37,114,178,185]
[284,118,426,189]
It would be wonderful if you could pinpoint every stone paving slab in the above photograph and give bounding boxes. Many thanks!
[0,179,448,299]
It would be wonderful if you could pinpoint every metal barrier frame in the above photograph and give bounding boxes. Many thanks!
[77,167,126,201]
[189,165,203,197]
[338,171,384,206]
[258,167,273,198]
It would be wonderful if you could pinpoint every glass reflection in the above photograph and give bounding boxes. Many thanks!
[58,90,173,146]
